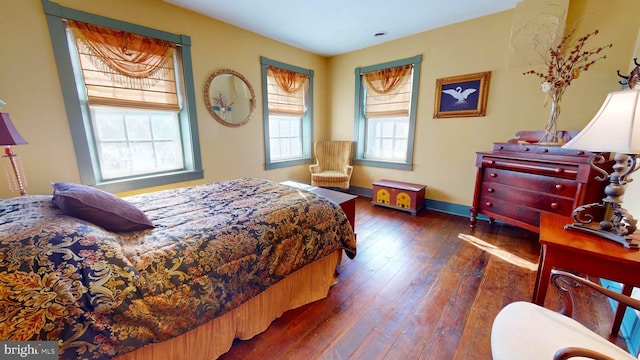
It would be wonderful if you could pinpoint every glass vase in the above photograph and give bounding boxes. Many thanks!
[541,91,562,144]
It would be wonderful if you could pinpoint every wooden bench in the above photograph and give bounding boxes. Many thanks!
[371,179,426,216]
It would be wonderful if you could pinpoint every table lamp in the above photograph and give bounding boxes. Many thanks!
[561,89,640,248]
[0,112,28,196]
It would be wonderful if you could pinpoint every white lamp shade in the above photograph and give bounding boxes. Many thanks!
[562,89,640,154]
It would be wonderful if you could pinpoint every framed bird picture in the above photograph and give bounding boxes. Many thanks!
[433,71,491,118]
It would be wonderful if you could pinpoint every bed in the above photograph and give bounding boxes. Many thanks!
[0,178,356,359]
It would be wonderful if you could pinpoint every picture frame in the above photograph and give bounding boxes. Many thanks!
[433,71,491,118]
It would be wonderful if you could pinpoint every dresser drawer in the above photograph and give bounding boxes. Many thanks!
[477,198,541,229]
[479,183,574,216]
[493,143,591,158]
[480,156,579,180]
[482,168,578,198]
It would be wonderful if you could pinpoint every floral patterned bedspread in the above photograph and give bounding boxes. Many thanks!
[0,178,356,359]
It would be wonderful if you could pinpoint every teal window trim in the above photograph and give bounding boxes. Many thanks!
[353,54,422,170]
[260,56,314,170]
[42,0,203,193]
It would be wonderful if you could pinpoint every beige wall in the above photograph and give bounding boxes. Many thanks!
[1,0,640,216]
[0,0,328,198]
[329,0,640,212]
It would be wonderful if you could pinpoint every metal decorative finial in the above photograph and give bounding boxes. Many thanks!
[561,89,640,248]
[566,153,640,248]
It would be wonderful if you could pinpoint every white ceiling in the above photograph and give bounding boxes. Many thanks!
[164,0,521,57]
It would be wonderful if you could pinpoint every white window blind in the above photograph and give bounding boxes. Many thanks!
[68,20,179,111]
[266,66,308,116]
[364,64,413,117]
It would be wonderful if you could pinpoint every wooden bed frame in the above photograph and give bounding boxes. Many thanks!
[116,251,341,359]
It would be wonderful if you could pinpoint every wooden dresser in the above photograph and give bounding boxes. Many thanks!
[469,131,610,233]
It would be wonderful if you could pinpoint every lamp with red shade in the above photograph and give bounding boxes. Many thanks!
[0,112,28,196]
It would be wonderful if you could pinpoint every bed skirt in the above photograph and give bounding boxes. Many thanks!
[115,250,341,360]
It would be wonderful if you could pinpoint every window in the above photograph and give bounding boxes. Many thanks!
[365,117,409,161]
[42,1,202,192]
[90,107,184,179]
[260,57,314,170]
[354,55,422,170]
[269,115,303,160]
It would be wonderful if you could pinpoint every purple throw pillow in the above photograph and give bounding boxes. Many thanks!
[51,182,154,232]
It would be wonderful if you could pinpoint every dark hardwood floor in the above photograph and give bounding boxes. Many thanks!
[220,196,627,359]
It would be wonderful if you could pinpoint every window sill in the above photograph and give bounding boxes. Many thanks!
[266,157,313,170]
[94,169,204,193]
[353,158,413,171]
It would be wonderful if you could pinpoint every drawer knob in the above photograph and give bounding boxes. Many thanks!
[498,145,504,150]
[488,160,495,165]
[485,202,492,207]
[551,202,559,209]
[554,168,564,174]
[523,147,530,152]
[541,148,549,153]
[555,184,564,191]
[490,173,497,178]
[487,188,494,193]
[577,150,585,155]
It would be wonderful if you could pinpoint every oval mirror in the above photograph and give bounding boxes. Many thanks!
[204,69,256,127]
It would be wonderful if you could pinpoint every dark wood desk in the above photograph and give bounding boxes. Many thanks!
[533,213,640,334]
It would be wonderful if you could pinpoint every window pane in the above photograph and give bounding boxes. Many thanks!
[126,115,152,140]
[99,142,130,178]
[92,106,184,180]
[156,141,181,167]
[269,120,280,137]
[279,139,290,156]
[94,114,126,141]
[364,116,409,161]
[130,142,155,171]
[279,119,291,136]
[290,118,300,134]
[151,115,178,139]
[381,121,394,136]
[269,115,303,160]
[290,137,301,156]
[270,138,282,158]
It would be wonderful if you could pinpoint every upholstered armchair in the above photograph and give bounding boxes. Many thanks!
[309,140,353,189]
[492,270,640,360]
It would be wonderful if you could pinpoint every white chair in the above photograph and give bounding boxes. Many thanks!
[491,270,640,360]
